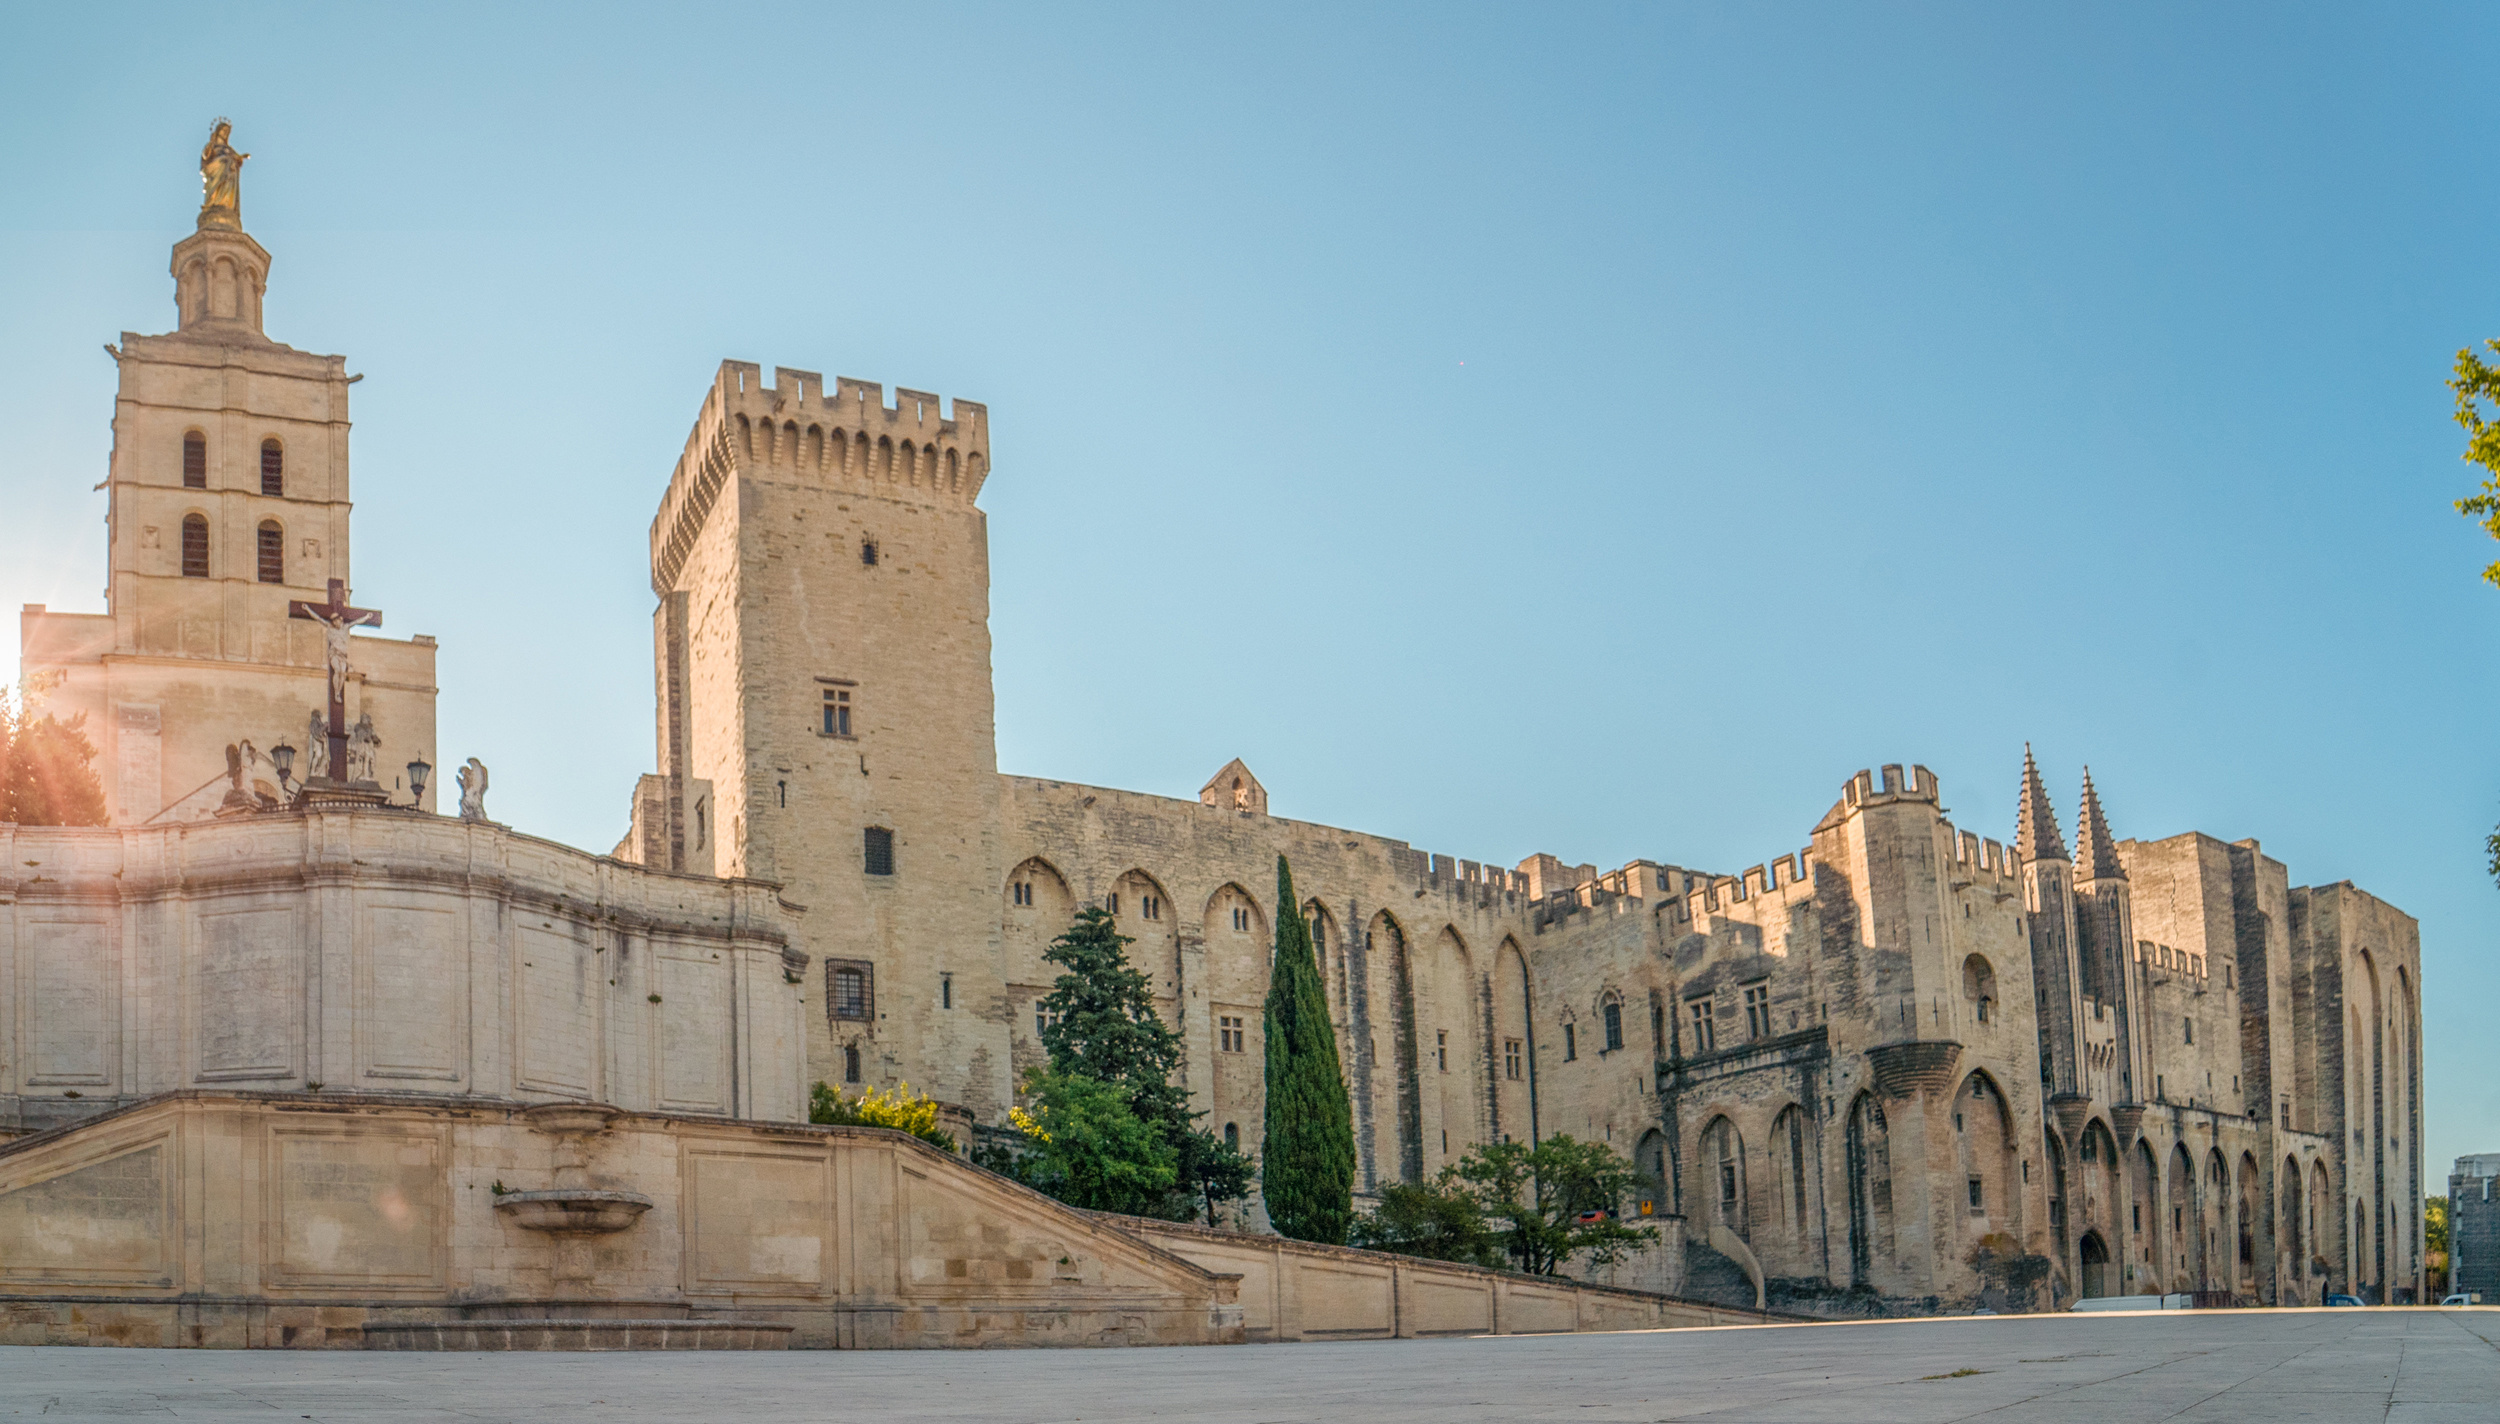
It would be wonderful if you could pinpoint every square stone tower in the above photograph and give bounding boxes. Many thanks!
[634,362,1007,1118]
[20,126,436,821]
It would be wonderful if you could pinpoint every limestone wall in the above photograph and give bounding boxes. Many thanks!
[0,809,805,1137]
[0,1093,1241,1349]
[1110,1216,1782,1341]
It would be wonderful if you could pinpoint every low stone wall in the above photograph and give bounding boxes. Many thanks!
[1110,1217,1796,1341]
[0,1092,1241,1349]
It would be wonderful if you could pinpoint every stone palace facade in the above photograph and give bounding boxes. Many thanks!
[6,137,2428,1328]
[616,352,2430,1312]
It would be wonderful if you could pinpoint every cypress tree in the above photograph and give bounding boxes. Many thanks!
[1260,854,1355,1243]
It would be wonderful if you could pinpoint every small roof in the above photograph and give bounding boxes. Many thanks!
[1199,758,1267,815]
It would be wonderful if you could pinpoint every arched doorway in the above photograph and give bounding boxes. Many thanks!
[2080,1230,2113,1299]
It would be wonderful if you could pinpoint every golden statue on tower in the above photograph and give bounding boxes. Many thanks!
[198,119,247,230]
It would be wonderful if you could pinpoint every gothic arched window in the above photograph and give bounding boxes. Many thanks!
[181,514,209,578]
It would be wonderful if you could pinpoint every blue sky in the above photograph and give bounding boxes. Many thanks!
[4,4,2495,1176]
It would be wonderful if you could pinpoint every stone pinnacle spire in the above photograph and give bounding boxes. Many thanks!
[2074,766,2124,882]
[2016,744,2068,863]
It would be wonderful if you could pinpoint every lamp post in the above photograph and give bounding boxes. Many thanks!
[406,756,432,809]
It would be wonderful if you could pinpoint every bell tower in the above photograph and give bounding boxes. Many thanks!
[18,122,439,822]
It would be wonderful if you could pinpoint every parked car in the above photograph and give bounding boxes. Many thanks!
[2325,1293,2366,1307]
[2441,1293,2474,1307]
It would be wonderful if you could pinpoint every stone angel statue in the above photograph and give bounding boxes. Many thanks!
[345,712,380,785]
[456,758,489,822]
[304,708,330,780]
[198,119,248,230]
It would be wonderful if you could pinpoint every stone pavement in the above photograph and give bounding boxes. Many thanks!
[2,1308,2494,1423]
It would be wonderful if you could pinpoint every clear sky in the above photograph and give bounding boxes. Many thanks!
[4,4,2494,1177]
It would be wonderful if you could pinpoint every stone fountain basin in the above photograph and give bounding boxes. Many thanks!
[492,1189,654,1234]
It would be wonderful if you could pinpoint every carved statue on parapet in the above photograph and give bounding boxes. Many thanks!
[219,740,273,813]
[457,758,490,822]
[304,709,330,780]
[346,712,380,785]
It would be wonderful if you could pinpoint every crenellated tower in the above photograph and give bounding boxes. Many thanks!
[630,359,1007,1120]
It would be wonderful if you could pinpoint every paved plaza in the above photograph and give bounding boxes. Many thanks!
[2,1308,2494,1423]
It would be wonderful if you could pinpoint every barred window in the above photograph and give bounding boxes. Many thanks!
[181,514,209,577]
[827,959,874,1022]
[863,826,894,876]
[256,520,283,583]
[260,438,283,496]
[182,432,206,488]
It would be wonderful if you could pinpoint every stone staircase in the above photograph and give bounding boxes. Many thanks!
[358,1301,791,1351]
[1679,1241,1757,1310]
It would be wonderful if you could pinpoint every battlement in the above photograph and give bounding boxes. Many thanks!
[1689,850,1811,914]
[1947,825,2020,880]
[650,360,993,592]
[1840,763,1939,810]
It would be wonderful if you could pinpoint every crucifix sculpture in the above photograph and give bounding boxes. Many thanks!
[288,578,383,784]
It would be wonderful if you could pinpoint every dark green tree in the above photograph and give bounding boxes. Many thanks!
[1449,1134,1659,1276]
[1035,905,1250,1221]
[1349,1171,1503,1267]
[1,709,106,827]
[997,1069,1176,1216]
[1260,855,1356,1244]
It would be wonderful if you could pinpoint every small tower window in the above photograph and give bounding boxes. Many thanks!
[260,438,283,496]
[256,520,284,583]
[863,826,894,876]
[182,433,207,488]
[181,514,209,577]
[828,960,874,1022]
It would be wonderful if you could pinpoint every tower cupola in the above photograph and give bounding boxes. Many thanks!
[169,119,271,341]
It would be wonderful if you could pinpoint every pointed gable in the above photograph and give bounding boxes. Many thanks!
[1199,758,1267,816]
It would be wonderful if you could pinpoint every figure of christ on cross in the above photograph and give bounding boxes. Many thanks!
[287,578,382,785]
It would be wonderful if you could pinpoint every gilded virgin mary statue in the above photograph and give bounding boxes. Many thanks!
[198,120,248,230]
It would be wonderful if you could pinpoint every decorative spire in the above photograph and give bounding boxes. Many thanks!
[2016,744,2068,863]
[2074,766,2125,882]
